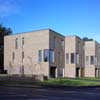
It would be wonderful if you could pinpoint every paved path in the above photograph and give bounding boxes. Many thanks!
[0,85,100,100]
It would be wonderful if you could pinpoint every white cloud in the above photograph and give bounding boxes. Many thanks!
[0,0,21,18]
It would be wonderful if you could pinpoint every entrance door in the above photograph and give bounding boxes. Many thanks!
[76,68,80,77]
[50,67,56,78]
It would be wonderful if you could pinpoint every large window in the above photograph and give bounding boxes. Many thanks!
[86,56,89,65]
[49,50,55,63]
[15,38,18,49]
[44,49,49,62]
[38,50,42,62]
[66,53,69,64]
[90,56,94,65]
[71,53,74,64]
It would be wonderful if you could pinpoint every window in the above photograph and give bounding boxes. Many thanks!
[86,56,89,65]
[15,38,18,49]
[54,36,56,48]
[38,50,42,62]
[44,49,49,62]
[71,53,74,64]
[61,40,64,48]
[22,51,24,62]
[12,52,15,61]
[76,53,79,64]
[94,56,97,65]
[90,56,94,65]
[66,53,69,64]
[22,37,24,46]
[49,50,55,63]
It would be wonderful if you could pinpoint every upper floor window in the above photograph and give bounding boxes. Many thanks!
[71,53,74,64]
[94,56,97,65]
[86,56,89,65]
[54,36,56,48]
[22,37,24,46]
[66,53,69,64]
[76,53,79,64]
[38,50,42,62]
[12,52,15,61]
[90,56,94,65]
[44,49,49,62]
[22,51,24,62]
[49,49,55,63]
[15,38,18,49]
[61,40,64,48]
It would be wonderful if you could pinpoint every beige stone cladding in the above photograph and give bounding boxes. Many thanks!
[4,29,50,77]
[84,41,100,77]
[4,29,65,78]
[65,36,84,78]
[49,30,65,78]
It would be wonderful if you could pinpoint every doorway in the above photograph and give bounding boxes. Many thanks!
[50,67,56,78]
[76,68,80,77]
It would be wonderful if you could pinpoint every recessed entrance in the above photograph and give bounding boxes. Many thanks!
[50,67,56,78]
[76,68,80,77]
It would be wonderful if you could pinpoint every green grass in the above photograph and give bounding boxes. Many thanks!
[41,78,100,86]
[0,75,100,87]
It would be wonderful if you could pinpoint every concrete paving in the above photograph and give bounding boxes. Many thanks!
[0,85,100,100]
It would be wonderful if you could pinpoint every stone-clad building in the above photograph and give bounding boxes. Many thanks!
[4,29,65,78]
[4,29,100,78]
[84,40,100,77]
[64,36,84,78]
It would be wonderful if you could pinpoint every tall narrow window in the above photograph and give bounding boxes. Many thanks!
[86,56,89,65]
[94,56,97,65]
[49,50,55,63]
[61,40,64,48]
[22,51,24,62]
[66,53,69,64]
[76,53,79,64]
[90,56,94,65]
[38,50,42,62]
[22,37,24,46]
[44,49,49,62]
[15,38,18,49]
[12,52,15,61]
[54,36,56,48]
[71,53,74,64]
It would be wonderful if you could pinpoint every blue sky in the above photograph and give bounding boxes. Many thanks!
[0,0,100,41]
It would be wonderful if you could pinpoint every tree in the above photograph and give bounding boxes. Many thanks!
[0,24,12,45]
[0,24,12,73]
[83,37,93,41]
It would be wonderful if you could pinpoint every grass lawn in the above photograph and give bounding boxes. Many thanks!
[41,78,100,86]
[0,75,100,87]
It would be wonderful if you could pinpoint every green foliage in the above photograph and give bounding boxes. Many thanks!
[83,37,93,41]
[0,24,12,45]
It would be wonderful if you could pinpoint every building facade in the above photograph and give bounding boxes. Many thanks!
[4,29,65,78]
[4,29,100,78]
[84,40,100,77]
[64,36,84,78]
